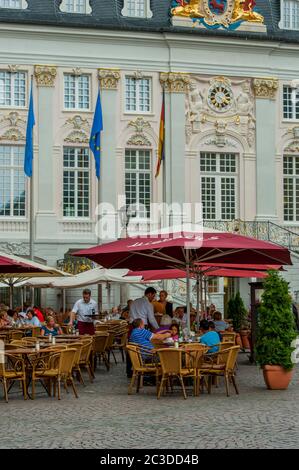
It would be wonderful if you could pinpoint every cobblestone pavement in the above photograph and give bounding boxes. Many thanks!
[0,352,298,449]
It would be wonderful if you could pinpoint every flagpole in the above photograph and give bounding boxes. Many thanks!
[29,75,35,306]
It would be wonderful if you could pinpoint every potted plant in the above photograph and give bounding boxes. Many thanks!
[227,292,249,348]
[255,270,297,390]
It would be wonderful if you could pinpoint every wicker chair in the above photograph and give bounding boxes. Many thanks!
[9,331,24,341]
[77,339,94,383]
[199,346,240,397]
[221,332,237,343]
[182,344,208,396]
[92,334,109,372]
[126,344,159,395]
[111,328,128,363]
[0,354,27,402]
[156,348,195,400]
[31,349,78,400]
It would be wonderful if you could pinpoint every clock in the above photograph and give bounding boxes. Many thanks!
[208,81,233,113]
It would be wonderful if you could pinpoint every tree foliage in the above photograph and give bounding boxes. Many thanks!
[255,270,297,371]
[226,291,247,332]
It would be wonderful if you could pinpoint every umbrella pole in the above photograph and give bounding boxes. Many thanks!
[9,281,13,309]
[204,277,208,313]
[200,273,204,318]
[62,288,66,315]
[21,286,24,311]
[196,273,200,331]
[186,250,191,336]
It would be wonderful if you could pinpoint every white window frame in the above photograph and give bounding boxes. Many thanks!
[63,73,90,111]
[121,0,152,18]
[60,0,92,14]
[0,70,27,108]
[279,0,299,30]
[0,145,26,218]
[124,76,152,114]
[282,84,299,121]
[0,0,27,9]
[63,147,90,219]
[125,149,152,220]
[283,154,299,223]
[200,152,239,221]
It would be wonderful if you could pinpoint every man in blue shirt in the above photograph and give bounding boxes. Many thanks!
[130,318,171,354]
[199,320,220,353]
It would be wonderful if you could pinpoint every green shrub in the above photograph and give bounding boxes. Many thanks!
[227,292,247,332]
[255,270,297,371]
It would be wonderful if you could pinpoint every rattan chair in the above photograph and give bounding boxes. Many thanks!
[199,346,240,397]
[111,328,128,363]
[182,344,208,396]
[126,344,159,395]
[93,334,109,372]
[31,348,78,400]
[221,332,237,343]
[0,354,27,402]
[156,348,195,400]
[9,330,24,341]
[77,339,94,383]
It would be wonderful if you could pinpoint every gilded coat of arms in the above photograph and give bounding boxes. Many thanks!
[171,0,264,30]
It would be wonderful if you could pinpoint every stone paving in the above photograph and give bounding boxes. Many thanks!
[0,352,299,449]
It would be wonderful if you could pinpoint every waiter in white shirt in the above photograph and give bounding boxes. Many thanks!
[70,288,98,335]
[130,287,159,330]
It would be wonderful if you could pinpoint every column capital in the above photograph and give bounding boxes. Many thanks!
[253,77,279,99]
[160,72,190,93]
[34,65,57,87]
[98,68,120,90]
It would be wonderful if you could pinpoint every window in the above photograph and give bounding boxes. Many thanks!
[281,0,299,29]
[122,0,152,18]
[0,71,26,107]
[207,278,219,294]
[64,74,90,110]
[0,146,26,217]
[283,155,299,222]
[63,147,90,218]
[0,0,26,8]
[125,149,151,218]
[283,85,299,120]
[60,0,91,14]
[125,76,151,113]
[201,152,238,221]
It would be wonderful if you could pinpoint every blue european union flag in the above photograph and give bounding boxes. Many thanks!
[24,81,35,178]
[89,89,103,179]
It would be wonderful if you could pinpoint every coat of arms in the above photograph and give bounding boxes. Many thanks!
[171,0,264,30]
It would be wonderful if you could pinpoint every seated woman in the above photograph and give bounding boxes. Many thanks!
[0,311,9,328]
[40,316,62,337]
[213,311,229,332]
[153,290,173,317]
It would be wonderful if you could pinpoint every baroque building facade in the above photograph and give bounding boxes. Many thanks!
[0,0,299,310]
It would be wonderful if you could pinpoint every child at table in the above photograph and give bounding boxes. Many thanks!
[170,323,179,341]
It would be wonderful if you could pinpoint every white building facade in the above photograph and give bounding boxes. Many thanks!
[0,0,299,310]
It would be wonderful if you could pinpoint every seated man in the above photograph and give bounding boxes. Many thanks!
[129,318,171,360]
[213,311,229,332]
[199,320,220,354]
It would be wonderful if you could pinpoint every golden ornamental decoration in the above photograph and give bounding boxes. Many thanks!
[34,65,57,87]
[171,0,265,30]
[253,78,279,99]
[98,69,121,90]
[160,72,191,93]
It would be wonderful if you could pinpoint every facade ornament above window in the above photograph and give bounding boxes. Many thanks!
[98,69,121,90]
[34,65,57,87]
[64,114,90,144]
[253,78,279,99]
[0,111,26,142]
[127,117,152,146]
[160,72,191,93]
[7,64,20,73]
[71,67,83,76]
[0,128,25,142]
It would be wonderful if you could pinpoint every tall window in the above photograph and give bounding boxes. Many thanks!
[60,0,91,14]
[281,0,299,29]
[63,147,90,218]
[122,0,152,18]
[125,149,151,218]
[0,146,26,217]
[283,85,299,120]
[64,74,90,110]
[125,77,151,113]
[283,155,299,222]
[0,71,26,107]
[201,152,238,221]
[0,0,23,8]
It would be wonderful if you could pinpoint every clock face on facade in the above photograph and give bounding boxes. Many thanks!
[207,82,233,112]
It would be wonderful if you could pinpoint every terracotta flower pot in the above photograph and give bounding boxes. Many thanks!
[235,333,242,347]
[263,365,293,390]
[240,330,251,349]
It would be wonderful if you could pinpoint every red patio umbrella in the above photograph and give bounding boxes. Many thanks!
[75,231,291,332]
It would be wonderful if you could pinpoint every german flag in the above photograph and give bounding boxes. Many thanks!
[155,89,165,178]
